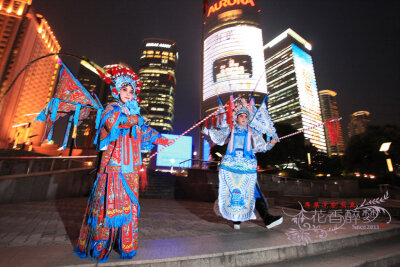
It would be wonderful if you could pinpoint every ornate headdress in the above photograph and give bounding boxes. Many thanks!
[97,65,142,102]
[233,98,254,123]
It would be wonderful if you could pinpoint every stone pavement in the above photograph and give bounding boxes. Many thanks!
[0,197,399,266]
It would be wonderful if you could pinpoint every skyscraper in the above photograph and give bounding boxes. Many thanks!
[76,60,106,149]
[0,1,61,148]
[138,39,177,133]
[319,90,345,156]
[264,28,327,153]
[348,111,370,138]
[202,0,267,119]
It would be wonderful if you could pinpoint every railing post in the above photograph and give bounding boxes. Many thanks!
[26,159,34,174]
[68,159,72,169]
[50,158,56,171]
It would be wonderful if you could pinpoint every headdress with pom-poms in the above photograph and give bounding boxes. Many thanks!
[96,64,143,103]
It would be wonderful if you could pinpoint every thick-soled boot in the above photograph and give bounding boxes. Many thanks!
[255,198,283,229]
[233,221,241,230]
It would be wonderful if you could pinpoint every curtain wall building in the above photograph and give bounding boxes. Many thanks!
[319,90,345,156]
[264,28,327,153]
[138,38,177,133]
[0,0,61,148]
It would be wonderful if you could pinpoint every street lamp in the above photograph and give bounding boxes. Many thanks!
[379,142,393,172]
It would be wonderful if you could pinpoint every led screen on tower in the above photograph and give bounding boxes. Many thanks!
[202,0,267,101]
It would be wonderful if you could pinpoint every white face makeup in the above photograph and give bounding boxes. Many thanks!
[119,85,135,104]
[236,113,248,127]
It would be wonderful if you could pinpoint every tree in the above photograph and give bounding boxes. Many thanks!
[256,123,313,169]
[345,124,400,177]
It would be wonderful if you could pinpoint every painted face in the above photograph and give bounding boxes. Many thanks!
[119,85,134,104]
[236,113,248,127]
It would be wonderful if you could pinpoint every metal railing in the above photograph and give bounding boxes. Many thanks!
[0,155,97,177]
[178,158,220,169]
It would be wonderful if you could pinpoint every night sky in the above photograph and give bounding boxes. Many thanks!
[31,0,400,150]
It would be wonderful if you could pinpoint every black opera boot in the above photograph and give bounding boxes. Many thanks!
[255,198,283,229]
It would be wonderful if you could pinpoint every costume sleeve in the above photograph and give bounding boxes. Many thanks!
[118,114,139,129]
[205,126,230,146]
[252,134,275,153]
[140,124,170,151]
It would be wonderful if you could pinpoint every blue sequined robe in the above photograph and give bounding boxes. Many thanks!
[208,124,274,222]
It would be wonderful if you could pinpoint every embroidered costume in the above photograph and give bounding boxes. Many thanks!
[74,65,169,262]
[205,96,278,223]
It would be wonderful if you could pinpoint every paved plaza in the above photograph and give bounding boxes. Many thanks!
[0,197,399,266]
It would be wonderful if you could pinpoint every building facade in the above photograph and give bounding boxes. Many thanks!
[0,0,61,148]
[348,111,370,138]
[201,0,267,119]
[138,39,177,133]
[264,28,327,153]
[319,90,345,156]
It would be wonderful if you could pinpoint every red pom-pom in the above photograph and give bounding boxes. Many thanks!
[96,69,105,79]
[105,77,112,84]
[112,67,118,76]
[107,69,113,75]
[128,69,134,75]
[136,80,142,87]
[122,68,127,74]
[112,88,118,95]
[133,74,139,80]
[136,89,141,94]
[136,97,141,104]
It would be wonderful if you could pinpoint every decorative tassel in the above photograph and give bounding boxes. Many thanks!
[212,114,216,127]
[327,118,338,146]
[72,125,77,139]
[35,109,46,121]
[226,100,234,129]
[47,125,54,142]
[139,163,148,192]
[95,109,102,129]
[205,118,210,129]
[218,113,222,125]
[73,104,81,127]
[61,115,73,149]
[229,94,235,110]
[50,98,60,121]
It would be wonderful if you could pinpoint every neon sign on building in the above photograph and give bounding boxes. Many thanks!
[207,0,255,17]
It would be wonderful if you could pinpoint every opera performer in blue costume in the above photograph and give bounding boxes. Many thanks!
[205,97,283,230]
[74,65,173,262]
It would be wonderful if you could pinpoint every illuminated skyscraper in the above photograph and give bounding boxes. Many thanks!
[138,39,177,133]
[319,90,345,156]
[0,1,61,148]
[264,28,327,152]
[348,111,370,138]
[202,0,267,118]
